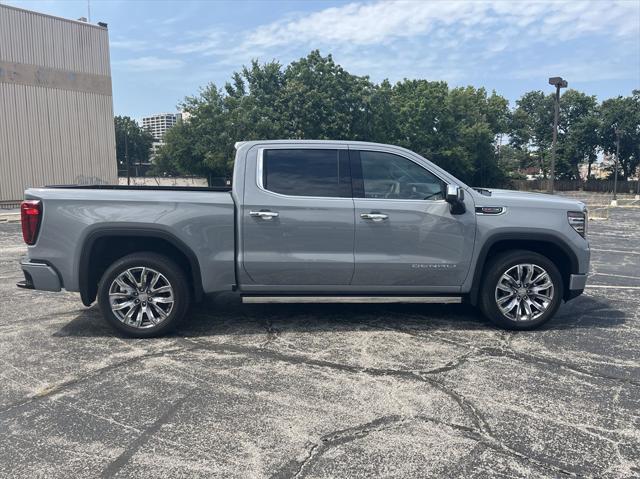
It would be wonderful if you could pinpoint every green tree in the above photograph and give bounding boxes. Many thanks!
[223,60,286,141]
[508,91,554,177]
[155,51,509,187]
[599,91,640,179]
[279,50,373,139]
[509,90,602,180]
[444,86,510,186]
[154,85,231,181]
[154,59,288,182]
[497,145,530,180]
[368,79,397,144]
[557,90,599,180]
[114,115,154,175]
[368,80,510,185]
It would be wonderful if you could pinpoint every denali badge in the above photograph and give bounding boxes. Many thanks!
[411,264,458,269]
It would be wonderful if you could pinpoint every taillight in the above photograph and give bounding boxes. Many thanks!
[21,200,42,245]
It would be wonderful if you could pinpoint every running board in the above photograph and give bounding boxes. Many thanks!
[242,296,462,304]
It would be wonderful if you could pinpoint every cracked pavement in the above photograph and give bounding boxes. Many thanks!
[0,207,639,478]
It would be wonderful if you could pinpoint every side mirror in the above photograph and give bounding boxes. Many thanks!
[445,184,466,214]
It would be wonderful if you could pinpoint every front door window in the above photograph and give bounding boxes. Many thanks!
[357,150,445,201]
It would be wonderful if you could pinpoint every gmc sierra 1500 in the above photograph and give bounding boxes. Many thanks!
[18,140,590,337]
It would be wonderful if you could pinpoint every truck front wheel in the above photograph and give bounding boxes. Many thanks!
[97,252,191,337]
[480,250,563,330]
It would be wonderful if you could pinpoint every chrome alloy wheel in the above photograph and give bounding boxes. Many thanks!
[494,264,554,322]
[108,267,175,329]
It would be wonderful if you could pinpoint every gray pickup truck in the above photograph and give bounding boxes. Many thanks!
[18,140,590,337]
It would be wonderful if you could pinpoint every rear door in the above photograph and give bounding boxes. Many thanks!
[350,149,475,287]
[241,146,355,285]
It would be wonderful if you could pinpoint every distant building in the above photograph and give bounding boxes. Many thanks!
[0,4,117,204]
[515,166,543,180]
[142,113,182,158]
[579,157,612,180]
[142,113,181,141]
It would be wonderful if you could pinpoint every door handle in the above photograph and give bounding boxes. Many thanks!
[249,210,279,220]
[361,212,388,222]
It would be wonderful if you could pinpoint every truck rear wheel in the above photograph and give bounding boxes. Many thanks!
[480,250,563,330]
[97,252,190,337]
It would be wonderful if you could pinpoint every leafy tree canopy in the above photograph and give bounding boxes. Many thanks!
[598,90,640,179]
[114,116,154,175]
[154,51,638,185]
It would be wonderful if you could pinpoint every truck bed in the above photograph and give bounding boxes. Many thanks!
[45,184,232,192]
[23,186,237,296]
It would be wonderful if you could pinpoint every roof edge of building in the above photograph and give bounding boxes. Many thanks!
[0,3,108,30]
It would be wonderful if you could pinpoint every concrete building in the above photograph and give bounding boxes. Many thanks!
[0,4,117,205]
[142,113,181,141]
[141,113,181,158]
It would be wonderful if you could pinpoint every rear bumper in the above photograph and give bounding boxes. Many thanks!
[566,273,588,301]
[19,259,61,292]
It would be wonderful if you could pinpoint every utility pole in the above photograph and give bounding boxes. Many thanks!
[612,128,621,206]
[547,77,568,194]
[125,128,130,186]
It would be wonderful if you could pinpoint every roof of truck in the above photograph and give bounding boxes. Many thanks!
[232,139,471,191]
[234,139,399,149]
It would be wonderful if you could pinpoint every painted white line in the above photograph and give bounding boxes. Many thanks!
[592,272,640,280]
[587,285,640,290]
[588,232,640,238]
[0,246,26,253]
[591,248,640,255]
[0,275,20,280]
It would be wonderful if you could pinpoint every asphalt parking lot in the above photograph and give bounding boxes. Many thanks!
[1,206,639,478]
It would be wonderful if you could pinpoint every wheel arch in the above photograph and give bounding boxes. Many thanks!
[79,227,203,306]
[468,232,579,306]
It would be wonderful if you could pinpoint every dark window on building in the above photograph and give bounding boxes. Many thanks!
[263,149,351,197]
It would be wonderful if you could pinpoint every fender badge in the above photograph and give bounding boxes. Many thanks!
[475,206,505,215]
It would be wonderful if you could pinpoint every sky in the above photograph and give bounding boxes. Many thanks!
[6,0,640,120]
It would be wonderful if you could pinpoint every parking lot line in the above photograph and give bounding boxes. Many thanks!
[591,248,640,255]
[590,272,640,280]
[586,284,640,289]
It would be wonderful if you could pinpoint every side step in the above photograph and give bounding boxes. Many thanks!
[242,296,462,304]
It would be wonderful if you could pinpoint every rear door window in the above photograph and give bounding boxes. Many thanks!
[262,149,351,197]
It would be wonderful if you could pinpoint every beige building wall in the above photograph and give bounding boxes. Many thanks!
[0,4,117,203]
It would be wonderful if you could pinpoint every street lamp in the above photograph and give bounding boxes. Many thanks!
[548,76,568,194]
[612,127,622,206]
[125,127,130,186]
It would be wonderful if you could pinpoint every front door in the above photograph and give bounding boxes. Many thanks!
[242,147,355,285]
[350,149,475,287]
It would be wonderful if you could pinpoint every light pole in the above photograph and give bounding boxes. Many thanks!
[548,76,568,194]
[125,127,130,186]
[612,128,621,206]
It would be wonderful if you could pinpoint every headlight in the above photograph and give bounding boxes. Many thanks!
[567,210,587,238]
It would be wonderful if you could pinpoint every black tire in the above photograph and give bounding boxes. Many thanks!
[479,250,563,330]
[98,252,191,338]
